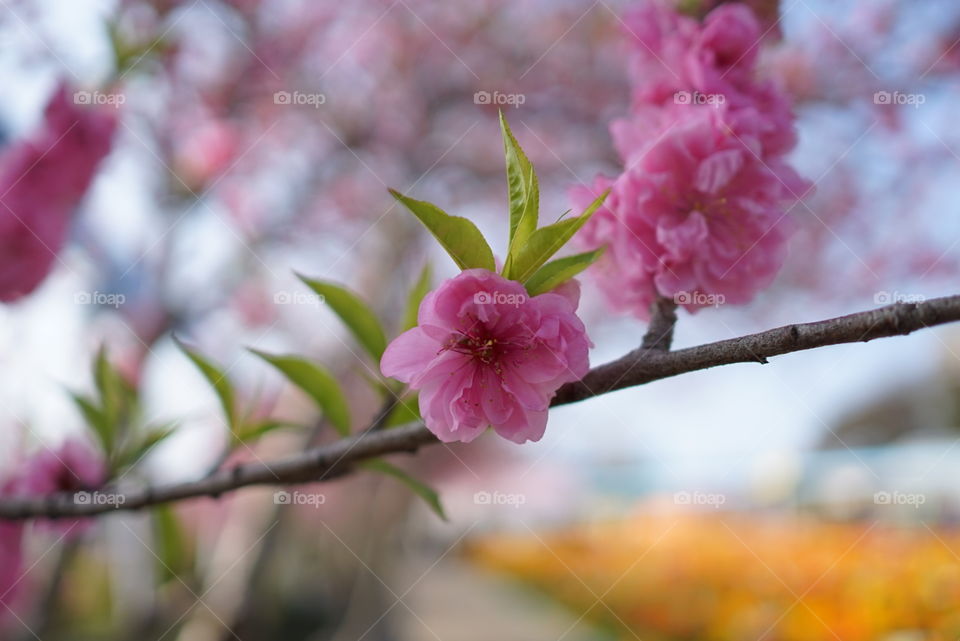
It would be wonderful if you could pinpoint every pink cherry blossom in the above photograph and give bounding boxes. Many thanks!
[572,108,809,319]
[0,82,116,302]
[689,4,762,87]
[619,2,797,157]
[380,269,590,444]
[575,1,809,319]
[12,439,106,497]
[173,117,238,189]
[8,438,107,537]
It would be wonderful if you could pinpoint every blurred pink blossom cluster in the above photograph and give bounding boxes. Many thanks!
[571,1,810,319]
[0,84,116,303]
[6,439,107,509]
[0,438,105,627]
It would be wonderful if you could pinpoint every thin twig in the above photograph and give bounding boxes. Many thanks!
[641,296,678,351]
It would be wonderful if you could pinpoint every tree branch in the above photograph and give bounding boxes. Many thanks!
[1,296,958,520]
[0,424,436,519]
[641,296,678,351]
[552,296,960,405]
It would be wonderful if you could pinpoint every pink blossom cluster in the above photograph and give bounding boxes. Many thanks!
[0,83,116,302]
[381,270,590,444]
[6,439,107,507]
[571,1,810,318]
[0,438,106,626]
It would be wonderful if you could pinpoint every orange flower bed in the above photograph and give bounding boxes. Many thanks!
[467,513,960,641]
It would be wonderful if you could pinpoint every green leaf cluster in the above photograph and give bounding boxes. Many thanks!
[71,347,178,474]
[390,112,609,296]
[173,272,442,518]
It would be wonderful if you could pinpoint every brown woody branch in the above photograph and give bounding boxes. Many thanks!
[1,296,958,520]
[641,296,679,351]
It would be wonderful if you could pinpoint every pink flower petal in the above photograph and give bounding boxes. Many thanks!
[380,327,441,383]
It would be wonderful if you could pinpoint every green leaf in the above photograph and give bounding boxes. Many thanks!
[115,422,178,470]
[249,350,352,435]
[175,338,237,432]
[389,189,496,272]
[384,394,422,428]
[500,111,539,276]
[71,393,111,450]
[93,347,128,448]
[297,277,388,361]
[137,423,177,452]
[93,347,117,416]
[525,248,605,296]
[509,188,610,283]
[152,505,194,584]
[72,348,168,471]
[361,460,446,520]
[76,347,139,454]
[402,263,432,331]
[236,419,299,443]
